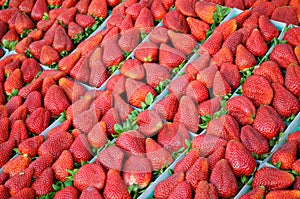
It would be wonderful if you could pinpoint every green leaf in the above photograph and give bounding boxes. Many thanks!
[140,32,147,40]
[114,123,124,134]
[141,102,147,110]
[60,50,69,57]
[252,153,259,159]
[275,161,282,169]
[168,169,174,176]
[172,147,185,159]
[145,92,154,105]
[42,12,49,20]
[292,170,300,176]
[11,89,18,96]
[72,32,85,44]
[20,29,32,39]
[13,148,21,154]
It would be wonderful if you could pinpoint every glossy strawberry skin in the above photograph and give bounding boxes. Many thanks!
[271,141,297,170]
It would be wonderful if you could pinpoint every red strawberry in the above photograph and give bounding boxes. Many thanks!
[113,93,133,121]
[87,121,107,149]
[116,130,145,156]
[258,15,279,42]
[23,91,42,114]
[75,14,96,29]
[54,186,79,199]
[253,105,285,140]
[58,52,81,75]
[102,40,124,67]
[214,19,237,40]
[151,0,166,21]
[195,1,216,24]
[0,185,9,199]
[28,154,53,178]
[252,1,276,18]
[222,31,243,55]
[254,60,284,84]
[16,37,32,55]
[0,85,5,105]
[137,110,163,137]
[245,28,268,57]
[134,7,154,34]
[101,108,121,137]
[192,135,222,159]
[1,29,20,50]
[271,6,298,25]
[270,44,298,69]
[240,125,270,156]
[119,15,134,34]
[0,117,9,144]
[47,0,62,6]
[272,82,300,118]
[58,77,86,103]
[125,3,142,21]
[234,10,252,28]
[103,169,131,199]
[3,154,30,177]
[107,0,121,7]
[18,135,44,158]
[154,172,185,199]
[92,90,113,115]
[120,59,145,81]
[240,186,266,199]
[163,10,189,33]
[206,114,240,142]
[118,28,140,53]
[212,71,231,97]
[14,12,35,35]
[134,41,159,63]
[219,63,241,90]
[76,32,103,57]
[38,131,73,160]
[9,120,28,146]
[194,181,218,199]
[253,167,295,190]
[175,0,196,17]
[57,7,77,26]
[69,57,90,83]
[28,39,48,60]
[68,22,84,42]
[89,60,107,88]
[212,47,233,68]
[198,97,221,117]
[285,64,300,97]
[25,107,50,135]
[168,181,192,199]
[186,17,209,42]
[88,0,108,19]
[154,93,179,121]
[168,30,197,55]
[174,148,200,173]
[168,74,191,98]
[149,26,169,44]
[144,63,170,88]
[158,122,190,152]
[266,190,300,199]
[186,80,209,104]
[31,167,54,197]
[0,140,15,168]
[292,159,300,175]
[271,140,297,170]
[74,163,106,191]
[40,45,60,66]
[185,53,211,78]
[61,0,77,8]
[225,0,245,9]
[4,167,33,196]
[186,157,209,190]
[284,27,300,47]
[66,96,93,121]
[159,43,186,68]
[0,8,18,23]
[200,31,223,56]
[123,155,152,188]
[20,59,41,84]
[242,11,259,28]
[80,187,103,199]
[52,25,74,53]
[97,146,124,171]
[242,75,273,106]
[52,150,74,182]
[4,68,22,96]
[30,0,48,22]
[0,105,8,119]
[69,134,93,163]
[9,105,27,125]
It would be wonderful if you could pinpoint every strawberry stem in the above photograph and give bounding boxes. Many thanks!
[48,4,61,9]
[1,0,8,9]
[2,39,18,51]
[72,32,84,44]
[20,29,32,39]
[42,12,49,20]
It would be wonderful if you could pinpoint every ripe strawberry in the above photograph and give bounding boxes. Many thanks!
[97,145,124,171]
[168,30,197,55]
[58,77,86,103]
[163,10,189,33]
[191,135,222,158]
[38,131,73,160]
[73,107,101,134]
[54,186,79,199]
[266,190,300,199]
[103,169,131,199]
[212,47,234,69]
[242,11,259,28]
[25,107,50,135]
[31,167,54,197]
[212,71,231,97]
[294,175,300,189]
[74,163,106,191]
[89,61,107,88]
[61,0,77,8]
[30,0,48,22]
[52,150,73,182]
[102,40,124,67]
[174,96,199,133]
[272,82,300,118]
[252,1,276,18]
[69,134,93,163]
[0,85,5,106]
[253,167,295,190]
[137,110,163,137]
[145,63,170,88]
[28,154,53,179]
[175,0,196,17]
[149,26,169,44]
[272,6,298,25]
[80,187,103,199]
[219,63,240,90]
[20,59,41,85]
[258,15,279,42]
[120,60,144,81]
[75,14,96,29]
[209,159,238,198]
[0,185,9,199]
[154,93,179,121]
[226,96,256,125]
[271,141,297,170]
[154,171,185,199]
[0,105,8,119]
[118,28,140,53]
[240,186,266,199]
[28,39,48,60]
[66,96,92,121]
[194,181,218,199]
[151,0,166,21]
[0,140,15,168]
[9,105,27,126]
[206,114,240,142]
[3,154,30,177]
[195,1,216,24]
[57,7,77,26]
[52,25,74,53]
[4,167,33,196]
[0,8,18,23]
[254,60,284,84]
[234,10,252,28]
[40,45,60,66]
[119,15,134,34]
[159,43,186,68]
[0,117,9,144]
[116,130,145,156]
[76,32,103,57]
[185,157,209,190]
[134,41,159,63]
[242,75,273,106]
[241,125,269,156]
[101,108,121,137]
[168,75,190,97]
[68,22,84,42]
[92,90,113,115]
[174,148,199,173]
[134,7,154,34]
[245,28,268,57]
[23,91,42,114]
[200,31,223,56]
[185,80,209,104]
[253,105,285,140]
[9,120,28,146]
[198,97,221,117]
[283,27,300,47]
[113,93,133,121]
[168,181,192,199]
[158,122,190,153]
[88,0,108,19]
[285,64,300,97]
[214,19,237,40]
[4,68,22,96]
[18,135,44,158]
[270,44,298,69]
[123,155,152,188]
[47,0,62,6]
[14,12,35,35]
[292,159,300,174]
[87,121,107,149]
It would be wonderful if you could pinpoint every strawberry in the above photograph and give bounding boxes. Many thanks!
[253,167,295,190]
[74,163,106,191]
[28,154,53,179]
[214,19,237,40]
[163,10,189,33]
[234,10,252,28]
[119,15,134,34]
[124,3,142,21]
[11,188,35,199]
[54,186,79,199]
[66,96,93,121]
[137,110,163,137]
[92,90,113,115]
[154,172,185,199]
[270,44,298,69]
[69,57,90,83]
[292,159,300,174]
[151,0,166,21]
[206,114,240,142]
[241,125,269,156]
[52,25,74,53]
[87,121,107,149]
[252,2,276,18]
[240,186,266,199]
[97,145,124,171]
[254,60,284,84]
[52,150,74,182]
[26,107,50,135]
[168,181,192,199]
[253,105,285,140]
[61,0,77,8]
[113,93,133,121]
[9,120,28,146]
[40,45,60,66]
[169,74,191,98]
[80,187,103,199]
[30,0,48,22]
[200,31,223,56]
[185,157,209,190]
[175,0,196,16]
[69,133,93,163]
[118,28,140,53]
[219,63,240,90]
[76,32,103,57]
[174,148,199,173]
[242,11,259,28]
[4,167,33,196]
[209,159,238,198]
[103,169,131,199]
[0,140,15,168]
[1,29,20,50]
[41,77,55,97]
[68,22,84,41]
[245,28,268,57]
[9,105,27,125]
[18,135,44,158]
[125,78,156,108]
[272,82,300,118]
[0,185,9,199]
[222,31,242,55]
[194,181,218,199]
[0,105,8,119]
[258,15,279,42]
[0,85,5,106]
[28,39,48,60]
[23,91,42,114]
[149,26,169,44]
[107,0,121,7]
[14,12,35,35]
[242,75,273,106]
[158,122,190,153]
[15,37,32,55]
[38,131,73,160]
[116,130,145,156]
[212,71,231,97]
[186,80,209,104]
[294,176,300,189]
[31,167,54,197]
[123,155,152,188]
[285,64,300,97]
[144,63,170,88]
[20,59,41,85]
[101,108,121,137]
[4,154,30,177]
[173,96,199,133]
[102,40,124,67]
[283,27,300,47]
[226,96,256,125]
[75,14,96,29]
[101,26,119,44]
[168,30,197,55]
[134,41,159,63]
[57,7,77,26]
[271,6,298,25]
[0,117,9,144]
[198,97,221,117]
[159,43,186,68]
[58,77,86,103]
[47,0,62,6]
[154,93,179,121]
[266,190,300,199]
[48,8,66,20]
[186,17,209,43]
[195,1,216,24]
[212,47,233,68]
[58,52,81,75]
[4,68,22,96]
[120,59,144,81]
[271,140,297,170]
[89,60,108,88]
[134,7,154,34]
[225,0,245,9]
[88,0,108,19]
